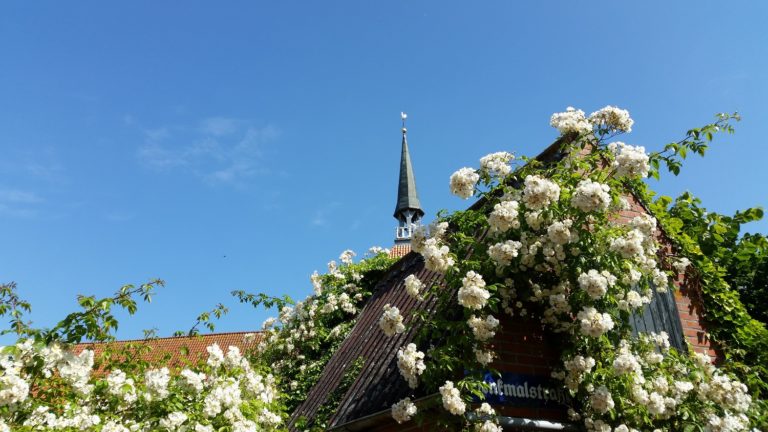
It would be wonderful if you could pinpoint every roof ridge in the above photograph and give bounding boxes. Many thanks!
[75,330,261,346]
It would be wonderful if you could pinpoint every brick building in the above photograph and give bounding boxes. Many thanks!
[286,125,720,431]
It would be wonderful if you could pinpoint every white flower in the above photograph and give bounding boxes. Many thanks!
[412,221,449,253]
[57,349,94,394]
[450,167,480,199]
[571,179,611,213]
[673,257,691,274]
[609,142,649,178]
[468,315,500,341]
[420,238,455,273]
[547,220,573,245]
[612,351,641,375]
[550,107,592,135]
[206,343,225,368]
[458,271,490,310]
[258,408,282,426]
[102,421,130,432]
[106,369,137,403]
[0,373,29,406]
[261,317,277,330]
[610,229,645,259]
[439,381,466,415]
[396,344,426,389]
[590,385,615,414]
[522,175,561,210]
[479,152,514,178]
[225,346,245,368]
[475,420,503,432]
[367,245,389,256]
[474,348,495,366]
[652,268,669,292]
[619,290,644,311]
[203,378,241,417]
[159,411,188,431]
[144,367,171,400]
[404,274,424,299]
[488,200,521,234]
[379,304,406,336]
[310,271,323,296]
[391,397,417,424]
[577,307,615,337]
[630,214,657,237]
[339,249,356,265]
[577,269,616,300]
[180,369,206,393]
[588,106,634,133]
[564,355,595,374]
[476,402,495,416]
[488,240,522,268]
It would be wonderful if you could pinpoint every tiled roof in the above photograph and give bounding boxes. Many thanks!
[388,243,412,258]
[73,331,262,370]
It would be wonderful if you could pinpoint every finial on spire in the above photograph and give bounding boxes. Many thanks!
[401,111,407,133]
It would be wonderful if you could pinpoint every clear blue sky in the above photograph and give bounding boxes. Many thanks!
[1,1,766,343]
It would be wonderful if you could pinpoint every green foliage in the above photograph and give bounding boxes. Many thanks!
[246,251,397,414]
[644,190,768,401]
[0,281,33,337]
[37,279,164,344]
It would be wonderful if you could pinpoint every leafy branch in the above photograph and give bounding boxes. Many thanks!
[176,302,230,337]
[648,112,740,178]
[0,281,33,336]
[40,279,164,344]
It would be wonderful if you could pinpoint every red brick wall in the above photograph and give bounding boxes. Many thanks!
[487,315,569,422]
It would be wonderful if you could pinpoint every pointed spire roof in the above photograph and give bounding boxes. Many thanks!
[394,113,424,220]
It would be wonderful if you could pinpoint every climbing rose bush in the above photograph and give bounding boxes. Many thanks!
[379,106,762,430]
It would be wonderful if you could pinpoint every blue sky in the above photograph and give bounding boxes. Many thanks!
[1,1,766,343]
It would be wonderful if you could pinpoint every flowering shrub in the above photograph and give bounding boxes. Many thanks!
[0,338,283,431]
[378,107,765,430]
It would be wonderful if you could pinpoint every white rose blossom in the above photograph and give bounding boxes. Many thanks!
[458,271,490,310]
[479,151,514,178]
[439,381,466,415]
[420,238,455,273]
[608,142,649,178]
[404,274,424,299]
[468,315,500,341]
[550,107,592,135]
[450,167,480,199]
[391,397,417,424]
[577,269,616,300]
[488,200,521,234]
[589,105,634,133]
[571,179,611,213]
[379,304,406,336]
[577,307,615,337]
[396,343,426,389]
[488,240,522,268]
[523,175,561,210]
[590,385,615,414]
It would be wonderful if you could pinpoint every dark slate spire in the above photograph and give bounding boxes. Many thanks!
[394,112,424,243]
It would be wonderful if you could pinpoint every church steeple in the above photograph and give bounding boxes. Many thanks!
[394,112,424,243]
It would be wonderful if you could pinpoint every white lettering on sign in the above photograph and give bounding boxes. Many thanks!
[485,378,570,406]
